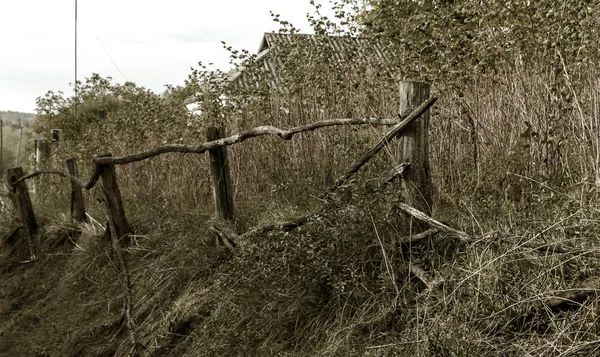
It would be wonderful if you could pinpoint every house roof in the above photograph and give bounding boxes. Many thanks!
[230,32,395,91]
[257,32,391,61]
[184,32,396,110]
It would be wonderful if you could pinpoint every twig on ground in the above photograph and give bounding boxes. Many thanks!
[530,277,600,315]
[395,203,596,257]
[398,228,440,245]
[395,203,472,242]
[409,263,444,290]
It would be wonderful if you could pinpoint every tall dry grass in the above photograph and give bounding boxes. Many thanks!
[19,58,600,232]
[432,62,600,209]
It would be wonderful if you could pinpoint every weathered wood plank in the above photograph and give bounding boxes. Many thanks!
[66,158,87,223]
[398,81,433,233]
[6,167,37,259]
[98,155,132,245]
[207,127,235,222]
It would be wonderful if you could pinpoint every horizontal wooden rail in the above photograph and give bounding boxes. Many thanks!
[93,117,411,166]
[11,159,104,191]
[12,170,87,188]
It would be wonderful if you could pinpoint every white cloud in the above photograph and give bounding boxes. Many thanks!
[0,0,327,112]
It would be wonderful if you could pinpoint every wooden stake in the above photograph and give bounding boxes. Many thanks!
[33,139,50,196]
[98,155,132,245]
[6,167,37,259]
[398,81,433,233]
[207,127,235,222]
[66,158,87,222]
[15,119,23,167]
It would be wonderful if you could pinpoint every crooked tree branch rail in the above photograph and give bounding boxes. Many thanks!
[92,106,435,166]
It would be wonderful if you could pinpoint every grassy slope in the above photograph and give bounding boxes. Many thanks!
[2,176,600,356]
[3,70,600,355]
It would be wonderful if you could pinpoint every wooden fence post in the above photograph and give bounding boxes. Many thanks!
[98,155,132,245]
[207,126,235,222]
[33,139,52,196]
[398,81,433,232]
[66,158,87,223]
[6,167,37,259]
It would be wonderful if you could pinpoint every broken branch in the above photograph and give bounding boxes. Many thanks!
[409,263,444,290]
[398,228,440,245]
[395,203,472,242]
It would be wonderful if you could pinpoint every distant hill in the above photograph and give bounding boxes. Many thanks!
[0,111,35,124]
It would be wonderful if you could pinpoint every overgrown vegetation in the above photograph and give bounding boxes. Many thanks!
[2,1,600,356]
[0,114,35,180]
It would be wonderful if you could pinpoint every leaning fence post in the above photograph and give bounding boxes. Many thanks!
[6,167,37,259]
[206,126,235,222]
[398,81,433,232]
[97,155,132,245]
[66,158,87,223]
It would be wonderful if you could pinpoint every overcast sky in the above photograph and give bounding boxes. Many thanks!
[0,0,326,113]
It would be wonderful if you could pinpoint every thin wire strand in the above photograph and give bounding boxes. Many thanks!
[0,62,56,83]
[96,35,128,81]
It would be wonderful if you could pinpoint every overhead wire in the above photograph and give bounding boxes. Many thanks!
[96,35,128,81]
[0,73,40,85]
[0,61,57,83]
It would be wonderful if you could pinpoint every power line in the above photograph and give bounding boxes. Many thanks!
[0,73,41,85]
[96,35,128,81]
[0,62,56,83]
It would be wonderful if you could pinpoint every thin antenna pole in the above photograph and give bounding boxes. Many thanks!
[15,119,23,167]
[75,0,78,120]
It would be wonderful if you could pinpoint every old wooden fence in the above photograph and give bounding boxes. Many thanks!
[4,81,437,259]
